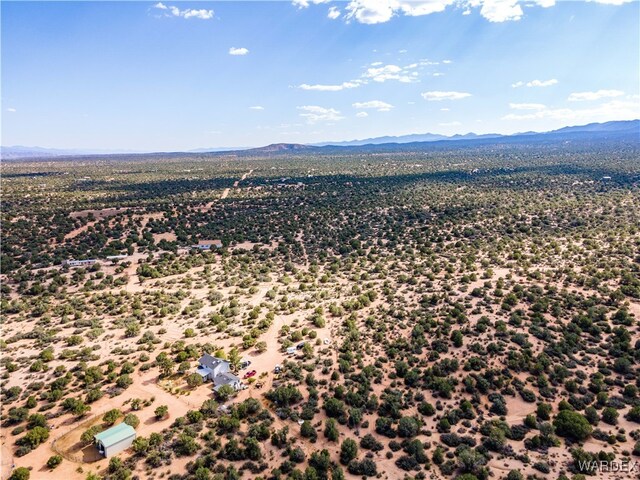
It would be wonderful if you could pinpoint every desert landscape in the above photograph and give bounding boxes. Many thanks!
[1,135,639,480]
[2,1,639,479]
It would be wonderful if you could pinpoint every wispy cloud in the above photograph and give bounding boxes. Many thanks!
[297,0,560,25]
[502,98,639,121]
[356,111,369,118]
[422,91,472,101]
[568,90,624,101]
[343,0,456,24]
[470,0,523,22]
[229,47,249,56]
[299,81,361,91]
[297,105,344,124]
[587,0,633,4]
[6,107,16,113]
[153,2,214,20]
[249,106,264,110]
[364,63,418,83]
[512,78,558,88]
[352,100,394,111]
[328,6,341,19]
[292,0,329,8]
[297,60,435,92]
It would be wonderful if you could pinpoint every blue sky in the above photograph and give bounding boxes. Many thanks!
[2,0,639,151]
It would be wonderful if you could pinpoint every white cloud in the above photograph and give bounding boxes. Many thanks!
[352,100,394,111]
[422,91,472,101]
[297,105,344,124]
[356,111,369,118]
[298,81,361,91]
[292,0,329,7]
[6,107,16,113]
[501,98,640,121]
[328,6,341,19]
[344,0,398,24]
[587,0,633,4]
[469,0,523,22]
[342,0,549,24]
[153,3,213,20]
[364,64,418,83]
[229,47,249,56]
[298,60,444,95]
[400,0,455,16]
[302,0,630,25]
[509,102,546,110]
[249,106,264,110]
[567,89,624,101]
[344,0,458,24]
[512,78,558,88]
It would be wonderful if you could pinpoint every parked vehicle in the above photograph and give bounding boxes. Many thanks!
[286,346,296,355]
[243,370,257,379]
[240,360,252,369]
[274,364,282,373]
[296,342,305,350]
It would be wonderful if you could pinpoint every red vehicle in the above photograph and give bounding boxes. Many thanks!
[243,370,257,379]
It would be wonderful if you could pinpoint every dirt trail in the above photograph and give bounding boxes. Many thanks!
[1,443,13,480]
[221,169,253,200]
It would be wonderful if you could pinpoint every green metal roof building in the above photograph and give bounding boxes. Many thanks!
[94,422,136,457]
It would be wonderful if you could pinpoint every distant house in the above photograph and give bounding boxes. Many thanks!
[94,422,136,457]
[196,354,242,392]
[106,255,129,261]
[62,259,97,267]
[191,239,223,250]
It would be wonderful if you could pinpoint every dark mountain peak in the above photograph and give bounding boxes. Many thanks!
[248,143,314,153]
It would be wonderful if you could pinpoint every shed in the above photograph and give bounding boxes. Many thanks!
[94,422,136,457]
[191,240,223,250]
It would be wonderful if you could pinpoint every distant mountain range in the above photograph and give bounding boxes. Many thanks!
[312,131,503,147]
[241,120,639,155]
[312,120,639,147]
[2,120,638,159]
[0,145,146,160]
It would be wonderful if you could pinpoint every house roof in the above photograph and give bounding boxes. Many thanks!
[199,354,228,370]
[213,372,240,391]
[196,366,212,378]
[94,422,136,447]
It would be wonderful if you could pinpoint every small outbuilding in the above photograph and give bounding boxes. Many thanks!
[94,422,136,457]
[191,240,223,250]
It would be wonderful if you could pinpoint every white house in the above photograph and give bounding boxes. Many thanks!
[62,259,97,267]
[196,354,242,391]
[191,239,223,250]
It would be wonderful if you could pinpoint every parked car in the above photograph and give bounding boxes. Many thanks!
[243,370,257,379]
[296,342,305,350]
[286,346,296,355]
[274,364,282,374]
[323,338,330,345]
[240,360,252,369]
